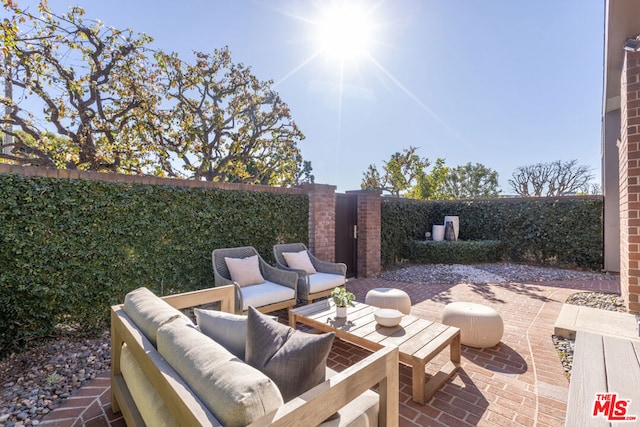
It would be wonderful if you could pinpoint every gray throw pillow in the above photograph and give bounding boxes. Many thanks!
[194,308,247,360]
[245,306,335,402]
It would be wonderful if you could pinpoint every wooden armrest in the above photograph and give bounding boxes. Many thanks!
[110,307,219,426]
[160,285,235,312]
[249,346,399,427]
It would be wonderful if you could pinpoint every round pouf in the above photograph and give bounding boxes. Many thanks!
[441,302,503,348]
[365,288,411,315]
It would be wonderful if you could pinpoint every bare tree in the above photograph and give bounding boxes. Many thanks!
[150,48,305,184]
[509,160,593,197]
[1,3,159,172]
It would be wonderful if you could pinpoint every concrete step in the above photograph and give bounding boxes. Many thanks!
[554,304,639,340]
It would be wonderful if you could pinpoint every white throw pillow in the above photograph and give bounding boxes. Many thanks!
[224,255,265,287]
[282,250,317,275]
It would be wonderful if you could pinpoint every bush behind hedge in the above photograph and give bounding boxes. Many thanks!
[0,174,308,356]
[381,197,603,269]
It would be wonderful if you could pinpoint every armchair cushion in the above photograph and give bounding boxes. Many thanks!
[240,281,296,312]
[309,272,347,294]
[282,250,317,275]
[246,306,335,402]
[224,255,265,287]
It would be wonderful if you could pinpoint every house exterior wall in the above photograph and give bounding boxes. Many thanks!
[603,109,621,272]
[620,50,640,313]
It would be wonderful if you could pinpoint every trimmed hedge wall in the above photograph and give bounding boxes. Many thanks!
[382,196,603,269]
[0,174,308,356]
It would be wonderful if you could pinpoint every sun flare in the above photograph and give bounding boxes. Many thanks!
[314,2,375,64]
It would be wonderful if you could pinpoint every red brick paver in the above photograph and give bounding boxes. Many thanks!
[40,277,619,426]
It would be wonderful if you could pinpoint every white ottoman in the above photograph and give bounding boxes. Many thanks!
[441,302,503,348]
[365,288,411,315]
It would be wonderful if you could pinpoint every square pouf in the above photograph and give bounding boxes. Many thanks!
[441,302,503,348]
[365,288,412,315]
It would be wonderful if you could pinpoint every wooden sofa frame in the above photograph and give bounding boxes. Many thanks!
[111,285,400,426]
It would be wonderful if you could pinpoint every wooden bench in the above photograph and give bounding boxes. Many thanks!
[565,331,640,426]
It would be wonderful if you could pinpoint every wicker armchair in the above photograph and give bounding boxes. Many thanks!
[273,243,347,304]
[212,246,298,314]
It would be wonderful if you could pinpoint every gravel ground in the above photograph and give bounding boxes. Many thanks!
[0,262,622,426]
[0,331,111,426]
[379,262,619,285]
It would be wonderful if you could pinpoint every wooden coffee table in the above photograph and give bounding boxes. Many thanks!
[290,301,461,404]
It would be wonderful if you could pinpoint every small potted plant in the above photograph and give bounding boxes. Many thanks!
[328,287,356,318]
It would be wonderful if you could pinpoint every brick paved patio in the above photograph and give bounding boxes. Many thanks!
[39,276,619,427]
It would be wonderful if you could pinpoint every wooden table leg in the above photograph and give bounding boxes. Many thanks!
[450,332,461,364]
[289,311,298,329]
[412,330,461,405]
[412,361,427,404]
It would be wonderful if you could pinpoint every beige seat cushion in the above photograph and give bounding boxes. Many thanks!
[309,272,345,293]
[282,250,317,274]
[123,287,193,346]
[224,255,265,287]
[240,281,296,311]
[319,367,380,427]
[157,317,283,426]
[120,344,179,427]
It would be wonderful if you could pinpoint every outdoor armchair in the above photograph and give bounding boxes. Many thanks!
[212,246,298,314]
[273,243,347,303]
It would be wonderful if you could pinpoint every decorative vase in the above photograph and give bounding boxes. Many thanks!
[444,215,459,240]
[444,221,456,241]
[336,306,347,318]
[432,224,445,241]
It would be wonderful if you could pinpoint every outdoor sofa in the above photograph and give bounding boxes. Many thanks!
[110,284,400,426]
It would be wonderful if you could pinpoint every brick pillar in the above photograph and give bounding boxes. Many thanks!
[620,48,640,314]
[302,184,337,262]
[347,189,381,278]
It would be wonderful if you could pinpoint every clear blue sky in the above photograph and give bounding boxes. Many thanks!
[79,0,604,193]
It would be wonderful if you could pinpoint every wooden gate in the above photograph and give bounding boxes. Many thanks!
[335,193,358,277]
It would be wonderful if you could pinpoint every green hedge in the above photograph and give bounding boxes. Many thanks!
[381,197,603,269]
[406,240,504,264]
[0,174,308,356]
